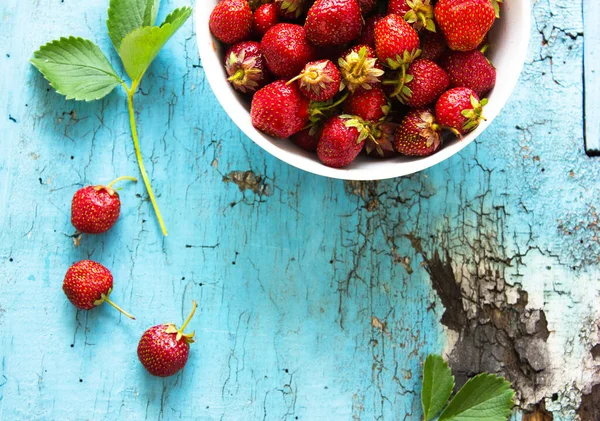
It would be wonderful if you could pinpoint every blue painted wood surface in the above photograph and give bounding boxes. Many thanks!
[1,1,599,420]
[584,0,599,154]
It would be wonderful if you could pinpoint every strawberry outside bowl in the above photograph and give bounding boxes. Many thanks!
[195,1,531,181]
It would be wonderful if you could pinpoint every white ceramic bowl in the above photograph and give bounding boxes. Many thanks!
[196,2,531,180]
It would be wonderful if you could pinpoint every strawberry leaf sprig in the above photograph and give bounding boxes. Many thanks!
[421,354,515,421]
[30,0,193,236]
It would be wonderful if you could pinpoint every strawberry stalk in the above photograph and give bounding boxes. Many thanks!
[176,300,197,342]
[228,68,246,82]
[305,92,349,129]
[124,82,168,236]
[107,176,138,189]
[95,289,136,320]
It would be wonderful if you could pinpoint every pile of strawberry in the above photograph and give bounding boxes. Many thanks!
[209,0,501,168]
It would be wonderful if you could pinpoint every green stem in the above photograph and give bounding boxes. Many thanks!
[391,66,407,99]
[319,92,349,111]
[125,84,168,236]
[227,68,245,82]
[107,175,137,189]
[103,294,136,320]
[179,300,198,334]
[351,48,368,77]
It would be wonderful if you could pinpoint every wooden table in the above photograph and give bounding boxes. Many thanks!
[0,0,598,419]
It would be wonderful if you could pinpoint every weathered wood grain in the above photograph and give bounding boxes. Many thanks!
[0,0,598,420]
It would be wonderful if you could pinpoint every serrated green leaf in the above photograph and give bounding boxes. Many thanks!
[30,36,122,102]
[107,0,161,49]
[143,0,161,26]
[421,355,455,421]
[117,6,192,82]
[438,373,515,421]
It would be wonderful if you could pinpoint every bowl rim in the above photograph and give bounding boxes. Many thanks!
[196,2,532,181]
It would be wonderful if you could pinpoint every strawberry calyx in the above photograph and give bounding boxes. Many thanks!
[404,0,436,32]
[94,288,136,320]
[338,47,385,93]
[340,114,378,144]
[491,0,503,18]
[94,185,116,196]
[461,95,488,132]
[288,61,335,97]
[226,51,264,94]
[365,122,398,156]
[165,300,198,345]
[415,110,442,149]
[277,0,305,18]
[383,65,414,102]
[249,0,271,10]
[382,49,421,100]
[384,48,421,71]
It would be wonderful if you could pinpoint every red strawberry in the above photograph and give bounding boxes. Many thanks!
[434,0,496,51]
[338,45,385,93]
[393,109,442,156]
[357,14,384,48]
[388,0,436,32]
[388,0,411,15]
[209,0,254,45]
[288,59,341,101]
[374,14,420,69]
[71,176,137,235]
[344,86,389,122]
[305,0,363,47]
[138,301,197,377]
[261,23,316,78]
[274,0,306,19]
[225,41,271,93]
[420,31,448,62]
[292,128,320,152]
[442,50,496,96]
[317,116,367,168]
[62,260,135,319]
[251,80,310,138]
[253,3,279,38]
[358,0,376,14]
[390,59,449,107]
[435,87,487,135]
[365,122,398,158]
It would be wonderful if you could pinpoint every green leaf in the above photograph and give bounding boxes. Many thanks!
[143,0,161,26]
[30,37,122,101]
[107,0,161,49]
[421,355,455,421]
[438,373,515,421]
[117,6,192,82]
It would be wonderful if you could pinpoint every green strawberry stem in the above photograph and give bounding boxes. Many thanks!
[179,300,197,335]
[107,176,138,189]
[288,71,319,84]
[101,293,136,320]
[351,49,368,78]
[319,92,349,111]
[124,82,168,236]
[390,65,408,99]
[228,69,245,82]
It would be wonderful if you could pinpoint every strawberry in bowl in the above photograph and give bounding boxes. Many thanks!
[197,0,531,180]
